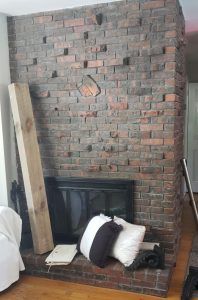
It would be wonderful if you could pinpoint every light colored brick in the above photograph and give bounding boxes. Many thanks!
[34,16,52,24]
[87,60,103,68]
[57,55,75,63]
[141,139,163,145]
[143,0,164,9]
[64,18,84,27]
[109,102,128,110]
[140,124,163,131]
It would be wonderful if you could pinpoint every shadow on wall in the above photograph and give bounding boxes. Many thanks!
[186,31,198,82]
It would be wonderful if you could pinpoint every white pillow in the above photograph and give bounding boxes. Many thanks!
[110,216,146,267]
[77,214,122,268]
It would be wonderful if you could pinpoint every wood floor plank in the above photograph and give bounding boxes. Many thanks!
[0,198,197,300]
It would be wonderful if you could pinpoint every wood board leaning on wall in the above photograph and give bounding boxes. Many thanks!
[8,83,54,254]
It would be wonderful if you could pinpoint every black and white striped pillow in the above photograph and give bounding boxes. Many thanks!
[77,214,122,268]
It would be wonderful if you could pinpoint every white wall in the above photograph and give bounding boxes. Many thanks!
[0,13,17,206]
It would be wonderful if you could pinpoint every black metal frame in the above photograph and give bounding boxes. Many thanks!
[10,180,33,249]
[181,266,198,300]
[10,180,20,213]
[45,177,134,243]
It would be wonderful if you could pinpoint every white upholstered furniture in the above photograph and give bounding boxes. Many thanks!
[0,206,24,291]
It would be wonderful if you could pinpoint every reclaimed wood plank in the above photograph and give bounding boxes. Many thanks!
[8,83,54,254]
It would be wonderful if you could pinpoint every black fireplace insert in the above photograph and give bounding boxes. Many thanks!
[45,177,134,244]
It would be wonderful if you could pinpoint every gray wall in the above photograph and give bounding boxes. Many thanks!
[0,12,17,206]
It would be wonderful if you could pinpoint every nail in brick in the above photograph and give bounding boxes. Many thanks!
[84,60,88,68]
[33,58,37,65]
[52,71,57,78]
[64,48,69,55]
[84,32,88,40]
[123,57,130,65]
[43,36,47,44]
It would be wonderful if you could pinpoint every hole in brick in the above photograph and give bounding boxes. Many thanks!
[96,14,103,25]
[123,57,130,65]
[84,32,88,40]
[64,48,69,55]
[54,107,58,111]
[100,44,107,52]
[52,71,58,78]
[33,58,37,65]
[86,144,92,152]
[84,60,88,68]
[43,36,47,44]
[163,47,166,54]
[163,94,166,101]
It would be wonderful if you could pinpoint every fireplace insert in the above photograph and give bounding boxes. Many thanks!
[45,177,134,244]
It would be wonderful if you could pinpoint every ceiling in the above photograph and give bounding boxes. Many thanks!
[0,0,197,31]
[0,0,120,16]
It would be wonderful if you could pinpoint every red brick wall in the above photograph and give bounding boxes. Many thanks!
[8,0,186,265]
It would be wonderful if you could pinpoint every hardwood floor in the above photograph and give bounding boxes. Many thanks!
[0,198,197,300]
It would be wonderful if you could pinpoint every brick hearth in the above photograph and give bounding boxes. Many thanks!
[22,249,172,297]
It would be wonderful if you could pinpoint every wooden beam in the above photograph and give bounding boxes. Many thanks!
[8,83,54,254]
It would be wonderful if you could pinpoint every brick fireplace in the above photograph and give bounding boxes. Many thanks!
[8,0,186,296]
